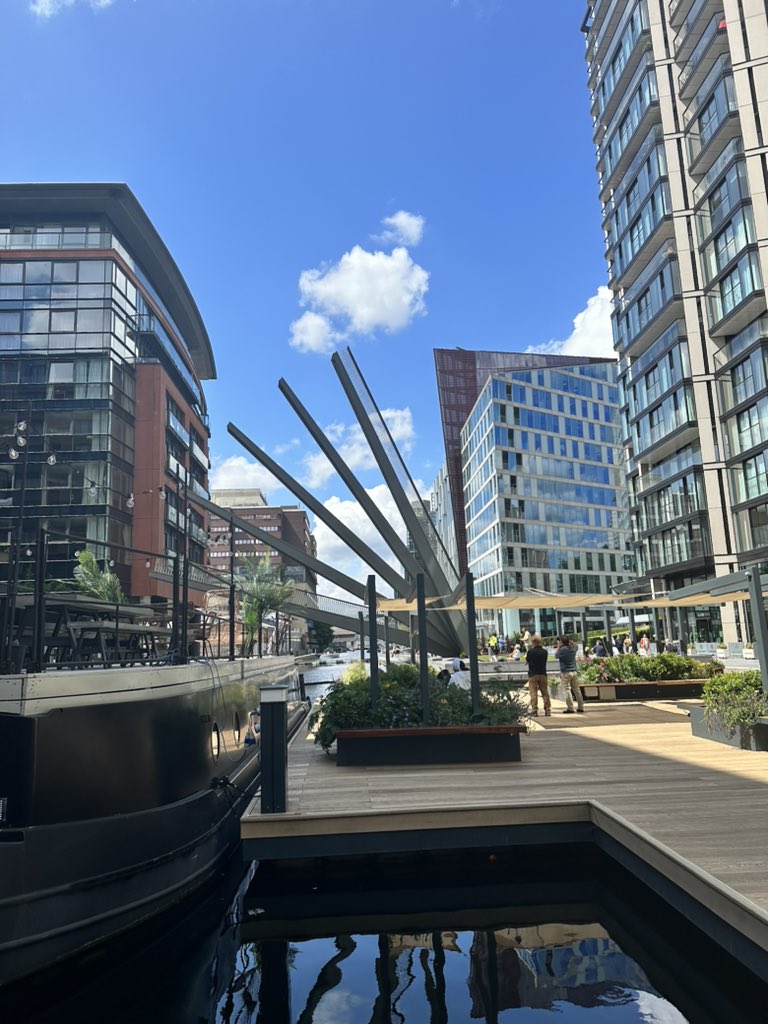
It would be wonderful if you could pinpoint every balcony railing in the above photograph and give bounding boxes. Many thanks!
[166,411,189,445]
[678,12,727,99]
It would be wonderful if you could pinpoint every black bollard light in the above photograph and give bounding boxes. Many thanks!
[260,683,288,813]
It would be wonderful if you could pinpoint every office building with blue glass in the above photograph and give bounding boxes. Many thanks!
[459,358,633,638]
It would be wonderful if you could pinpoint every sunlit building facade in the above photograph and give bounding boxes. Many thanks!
[0,183,212,604]
[460,360,633,638]
[583,0,768,641]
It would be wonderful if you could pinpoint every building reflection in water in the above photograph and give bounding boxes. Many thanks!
[223,923,686,1024]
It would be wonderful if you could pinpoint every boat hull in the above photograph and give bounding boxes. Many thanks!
[0,657,306,984]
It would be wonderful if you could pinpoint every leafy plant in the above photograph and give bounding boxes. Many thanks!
[73,550,126,603]
[577,652,717,685]
[702,670,768,734]
[308,663,529,751]
[239,555,293,657]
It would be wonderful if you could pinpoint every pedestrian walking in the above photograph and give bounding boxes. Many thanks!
[555,636,584,714]
[526,634,551,716]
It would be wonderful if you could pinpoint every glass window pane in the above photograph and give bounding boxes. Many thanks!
[53,262,77,283]
[25,261,51,284]
[78,260,106,283]
[0,263,23,283]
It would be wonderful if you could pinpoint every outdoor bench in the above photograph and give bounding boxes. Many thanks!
[334,724,527,766]
[581,679,708,701]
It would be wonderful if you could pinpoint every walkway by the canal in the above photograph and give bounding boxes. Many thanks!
[243,696,768,960]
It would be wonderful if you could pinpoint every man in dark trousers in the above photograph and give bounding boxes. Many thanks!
[526,634,551,716]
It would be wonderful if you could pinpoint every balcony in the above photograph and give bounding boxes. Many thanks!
[619,320,685,389]
[678,13,727,101]
[599,101,660,201]
[190,478,210,500]
[609,184,673,290]
[674,0,713,61]
[705,250,764,336]
[189,437,208,468]
[166,411,189,446]
[586,0,627,70]
[592,21,652,127]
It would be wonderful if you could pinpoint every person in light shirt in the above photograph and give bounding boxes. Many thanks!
[449,657,471,690]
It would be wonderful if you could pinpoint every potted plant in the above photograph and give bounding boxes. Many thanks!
[744,643,755,660]
[308,662,530,765]
[689,670,768,750]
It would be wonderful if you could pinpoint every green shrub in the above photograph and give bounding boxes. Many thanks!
[577,652,713,685]
[308,665,529,751]
[702,670,768,733]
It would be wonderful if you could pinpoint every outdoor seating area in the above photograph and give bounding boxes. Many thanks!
[12,593,171,669]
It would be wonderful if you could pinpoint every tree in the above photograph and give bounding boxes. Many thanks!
[72,550,126,603]
[240,555,293,658]
[310,620,335,652]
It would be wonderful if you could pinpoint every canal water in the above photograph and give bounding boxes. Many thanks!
[6,844,768,1022]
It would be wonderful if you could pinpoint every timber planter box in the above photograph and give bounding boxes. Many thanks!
[688,704,768,751]
[334,725,526,766]
[582,679,708,702]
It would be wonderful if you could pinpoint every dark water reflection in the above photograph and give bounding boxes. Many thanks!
[5,842,768,1023]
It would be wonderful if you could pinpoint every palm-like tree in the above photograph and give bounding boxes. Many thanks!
[240,555,293,657]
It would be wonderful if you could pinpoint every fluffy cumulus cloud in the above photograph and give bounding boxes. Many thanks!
[30,0,113,16]
[289,211,428,354]
[302,408,416,489]
[208,454,280,497]
[376,210,425,247]
[312,485,409,601]
[527,285,615,359]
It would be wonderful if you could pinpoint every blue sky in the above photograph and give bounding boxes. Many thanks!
[4,0,613,591]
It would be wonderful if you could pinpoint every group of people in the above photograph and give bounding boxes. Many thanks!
[487,630,531,662]
[591,634,652,658]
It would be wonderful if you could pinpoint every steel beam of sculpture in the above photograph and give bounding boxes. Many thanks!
[220,348,470,656]
[226,423,459,654]
[193,491,454,653]
[278,377,424,582]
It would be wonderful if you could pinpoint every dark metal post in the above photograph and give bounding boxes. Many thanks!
[31,526,47,672]
[179,466,190,664]
[260,683,288,813]
[747,567,768,692]
[384,615,390,671]
[228,518,236,661]
[603,610,612,648]
[257,941,291,1024]
[367,575,379,704]
[416,573,430,724]
[410,612,416,664]
[171,553,180,659]
[653,609,664,653]
[465,572,481,717]
[676,606,688,654]
[628,607,637,647]
[358,610,365,661]
[581,611,589,659]
[5,425,31,673]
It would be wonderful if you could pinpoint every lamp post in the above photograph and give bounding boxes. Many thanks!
[0,411,56,673]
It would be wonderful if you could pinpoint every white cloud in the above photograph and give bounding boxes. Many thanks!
[289,210,428,355]
[376,210,425,247]
[302,408,416,489]
[313,485,408,600]
[299,245,428,336]
[288,310,340,355]
[209,455,279,497]
[527,285,616,359]
[30,0,114,16]
[273,438,300,456]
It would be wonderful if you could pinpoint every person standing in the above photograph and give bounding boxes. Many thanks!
[555,636,584,714]
[526,634,551,716]
[488,633,498,661]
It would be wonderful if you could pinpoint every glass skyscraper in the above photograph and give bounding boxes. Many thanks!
[459,359,633,638]
[583,0,768,642]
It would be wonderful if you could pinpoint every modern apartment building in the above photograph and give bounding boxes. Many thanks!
[0,183,212,605]
[459,359,633,638]
[583,0,768,642]
[209,488,317,592]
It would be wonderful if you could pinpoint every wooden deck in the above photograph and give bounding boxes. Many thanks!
[242,697,768,961]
